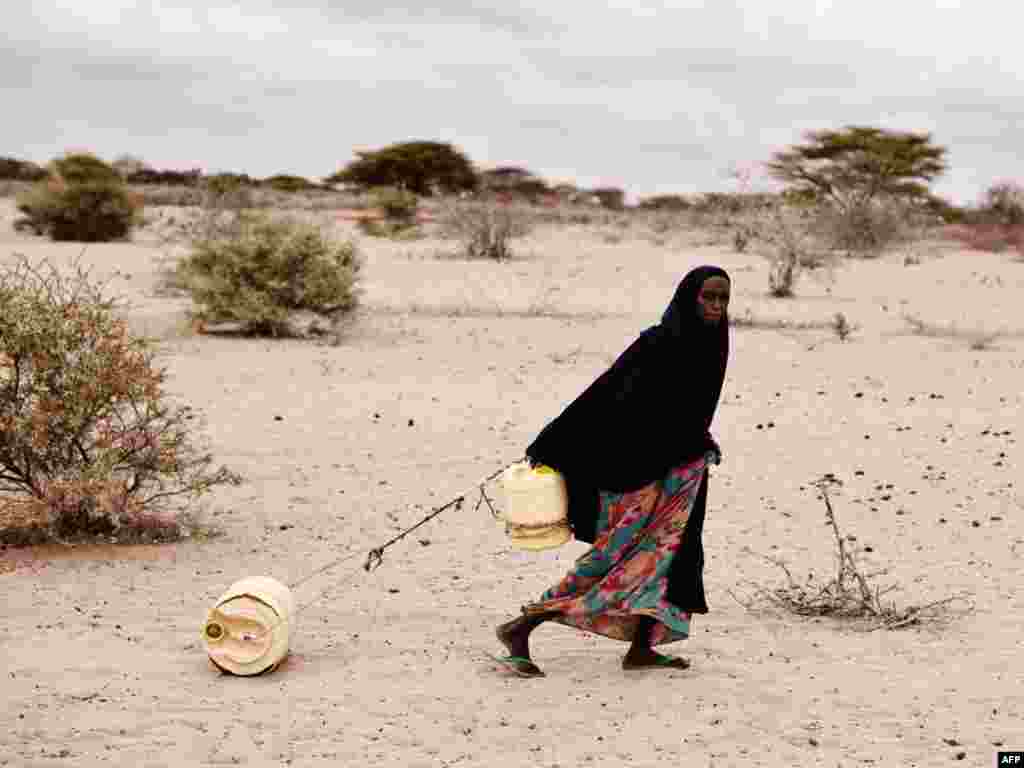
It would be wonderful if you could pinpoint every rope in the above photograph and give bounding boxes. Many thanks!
[362,461,509,573]
[203,457,521,643]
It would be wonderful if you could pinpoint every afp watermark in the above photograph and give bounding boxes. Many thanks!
[997,752,1024,766]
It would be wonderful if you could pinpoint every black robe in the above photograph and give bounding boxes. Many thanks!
[525,266,730,614]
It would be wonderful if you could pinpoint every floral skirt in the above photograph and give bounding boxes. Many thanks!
[524,456,708,647]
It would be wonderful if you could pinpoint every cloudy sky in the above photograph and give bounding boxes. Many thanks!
[5,1,1020,204]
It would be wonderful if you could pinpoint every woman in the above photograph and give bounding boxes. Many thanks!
[494,265,731,676]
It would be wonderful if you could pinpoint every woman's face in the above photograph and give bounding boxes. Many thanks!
[696,276,730,325]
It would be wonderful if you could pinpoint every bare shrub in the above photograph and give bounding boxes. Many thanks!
[437,201,532,260]
[760,208,813,297]
[0,255,242,544]
[967,333,999,351]
[732,225,753,253]
[811,199,913,257]
[831,312,857,341]
[901,312,1002,349]
[768,252,798,297]
[981,181,1024,226]
[729,475,971,631]
[174,214,362,338]
[133,184,204,208]
[728,309,833,333]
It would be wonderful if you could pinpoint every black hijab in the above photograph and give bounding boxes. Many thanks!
[526,265,730,542]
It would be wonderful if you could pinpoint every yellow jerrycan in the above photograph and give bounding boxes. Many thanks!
[500,461,571,551]
[202,576,294,675]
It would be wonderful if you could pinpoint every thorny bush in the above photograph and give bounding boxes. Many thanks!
[175,214,362,337]
[0,255,242,544]
[437,200,533,260]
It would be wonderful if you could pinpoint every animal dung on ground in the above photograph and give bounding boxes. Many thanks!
[202,576,294,676]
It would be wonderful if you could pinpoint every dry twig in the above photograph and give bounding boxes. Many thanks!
[728,475,973,631]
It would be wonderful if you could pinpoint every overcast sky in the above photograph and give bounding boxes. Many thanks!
[5,1,1021,204]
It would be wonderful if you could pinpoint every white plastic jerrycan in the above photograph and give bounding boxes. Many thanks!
[203,576,294,676]
[500,461,571,551]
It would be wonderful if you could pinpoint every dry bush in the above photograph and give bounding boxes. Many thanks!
[729,475,971,631]
[174,214,362,338]
[831,312,857,341]
[150,177,254,245]
[901,312,1001,350]
[757,207,816,297]
[980,181,1024,225]
[812,196,943,258]
[0,254,242,545]
[436,200,533,260]
[728,309,833,333]
[726,201,841,296]
[0,180,31,199]
[133,184,204,208]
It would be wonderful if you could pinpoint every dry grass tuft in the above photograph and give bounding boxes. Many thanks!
[901,313,1003,350]
[831,312,857,342]
[729,475,972,631]
[730,309,833,333]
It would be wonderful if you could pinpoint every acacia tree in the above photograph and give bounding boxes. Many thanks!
[326,141,477,196]
[765,126,947,211]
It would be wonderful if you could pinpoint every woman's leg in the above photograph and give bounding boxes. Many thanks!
[622,615,690,669]
[496,610,561,660]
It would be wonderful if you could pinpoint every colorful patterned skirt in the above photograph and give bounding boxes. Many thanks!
[523,455,708,647]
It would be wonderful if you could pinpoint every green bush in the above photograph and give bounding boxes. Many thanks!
[14,153,142,242]
[175,215,362,337]
[0,255,240,544]
[51,152,122,185]
[370,186,418,221]
[262,174,317,193]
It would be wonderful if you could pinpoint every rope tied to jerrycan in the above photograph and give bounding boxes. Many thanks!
[204,457,519,660]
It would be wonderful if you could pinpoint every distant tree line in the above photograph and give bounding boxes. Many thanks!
[5,128,1021,224]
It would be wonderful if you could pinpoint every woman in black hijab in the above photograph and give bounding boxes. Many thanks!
[494,266,731,676]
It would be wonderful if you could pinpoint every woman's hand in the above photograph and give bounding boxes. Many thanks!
[704,435,722,466]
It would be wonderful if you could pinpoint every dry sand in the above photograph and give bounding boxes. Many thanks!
[1,200,1022,767]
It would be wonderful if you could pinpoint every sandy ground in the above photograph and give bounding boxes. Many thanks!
[1,199,1023,767]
